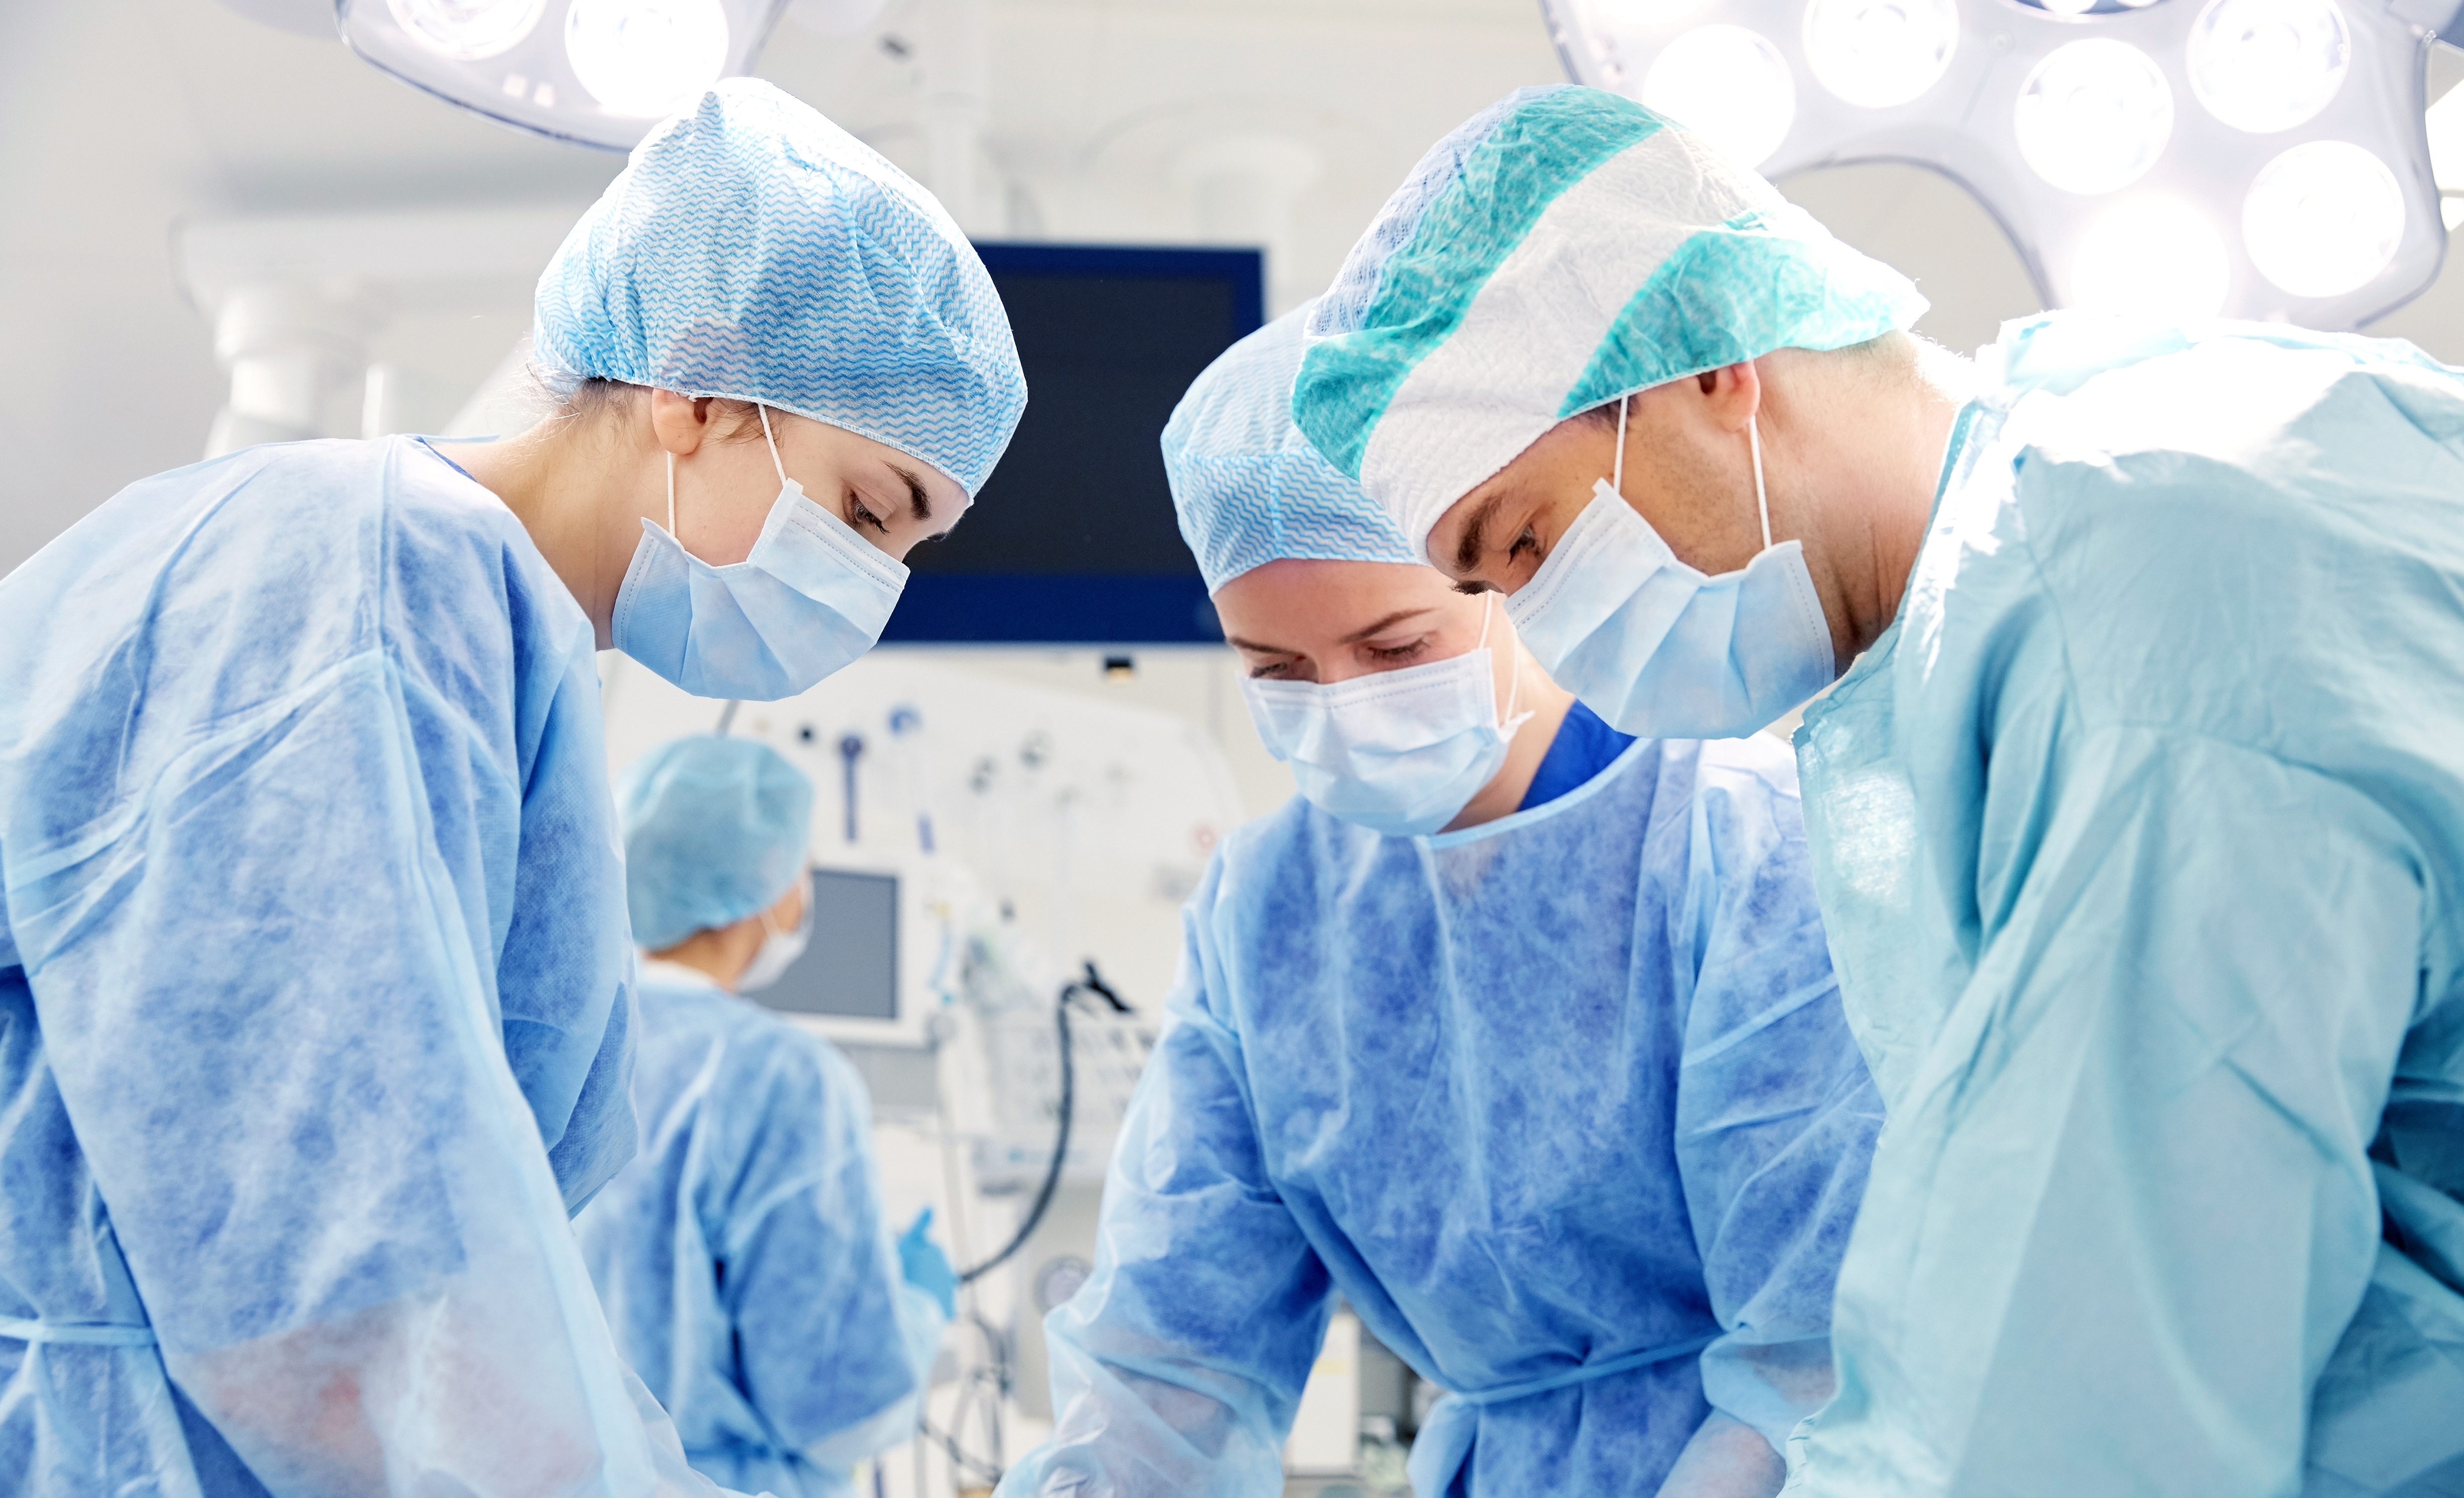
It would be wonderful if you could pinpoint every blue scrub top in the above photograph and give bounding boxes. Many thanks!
[1520,700,1636,812]
[1790,317,2464,1496]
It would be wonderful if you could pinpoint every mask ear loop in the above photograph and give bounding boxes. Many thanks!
[1750,412,1772,551]
[1478,592,1533,733]
[1612,393,1629,497]
[665,450,677,536]
[758,404,788,485]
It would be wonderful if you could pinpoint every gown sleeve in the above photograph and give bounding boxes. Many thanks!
[1669,746,1886,1466]
[995,868,1337,1498]
[22,630,743,1496]
[717,1033,946,1472]
[1788,728,2425,1496]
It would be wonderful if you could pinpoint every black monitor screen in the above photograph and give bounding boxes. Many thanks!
[756,869,898,1022]
[884,244,1264,644]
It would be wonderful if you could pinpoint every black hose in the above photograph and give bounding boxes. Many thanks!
[956,963,1115,1285]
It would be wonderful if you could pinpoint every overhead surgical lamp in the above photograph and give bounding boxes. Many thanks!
[1538,0,2462,327]
[333,0,787,150]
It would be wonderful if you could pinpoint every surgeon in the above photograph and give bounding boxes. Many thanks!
[578,735,955,1498]
[1292,83,2464,1495]
[0,79,1022,1494]
[994,307,1881,1498]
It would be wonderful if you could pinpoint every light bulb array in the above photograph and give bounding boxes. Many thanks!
[341,0,775,149]
[1541,0,2455,327]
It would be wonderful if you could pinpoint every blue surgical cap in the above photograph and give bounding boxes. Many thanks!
[1163,304,1422,594]
[534,78,1027,497]
[618,735,815,952]
[1294,85,1925,555]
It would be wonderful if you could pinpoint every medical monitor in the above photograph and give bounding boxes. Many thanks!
[883,243,1265,646]
[750,865,939,1047]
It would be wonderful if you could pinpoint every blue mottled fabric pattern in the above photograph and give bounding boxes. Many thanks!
[0,436,718,1496]
[998,733,1881,1498]
[577,966,945,1498]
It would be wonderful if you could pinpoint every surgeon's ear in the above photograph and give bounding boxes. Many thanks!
[1693,361,1763,435]
[648,388,721,457]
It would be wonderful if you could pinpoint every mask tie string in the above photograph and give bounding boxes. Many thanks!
[1479,591,1530,732]
[1612,393,1629,496]
[1751,412,1772,551]
[758,404,788,485]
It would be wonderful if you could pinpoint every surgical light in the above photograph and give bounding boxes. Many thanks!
[1537,0,2458,329]
[2015,41,2174,194]
[1642,25,1799,165]
[338,0,781,149]
[2244,139,2407,294]
[1802,0,1961,109]
[2073,196,2232,317]
[565,0,730,117]
[387,0,546,58]
[2188,0,2351,132]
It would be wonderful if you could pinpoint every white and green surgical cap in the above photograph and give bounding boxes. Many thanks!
[1293,85,1926,557]
[618,735,814,952]
[1163,305,1422,594]
[534,78,1026,497]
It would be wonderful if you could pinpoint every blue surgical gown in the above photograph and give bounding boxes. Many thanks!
[576,964,946,1497]
[998,733,1883,1497]
[0,436,734,1496]
[1790,316,2464,1496]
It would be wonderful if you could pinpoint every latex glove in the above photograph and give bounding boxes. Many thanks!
[897,1207,958,1318]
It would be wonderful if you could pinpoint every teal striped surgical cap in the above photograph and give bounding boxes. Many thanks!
[1293,85,1925,556]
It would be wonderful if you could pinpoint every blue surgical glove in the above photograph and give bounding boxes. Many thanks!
[898,1206,958,1318]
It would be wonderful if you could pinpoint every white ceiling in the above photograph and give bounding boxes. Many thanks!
[3,0,2459,575]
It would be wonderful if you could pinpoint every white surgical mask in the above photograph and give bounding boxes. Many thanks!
[1241,597,1535,837]
[1505,398,1833,739]
[737,890,811,993]
[612,406,908,702]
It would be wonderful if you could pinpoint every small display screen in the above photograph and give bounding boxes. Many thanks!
[757,869,898,1022]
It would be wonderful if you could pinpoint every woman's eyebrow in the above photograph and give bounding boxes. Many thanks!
[1224,634,1296,656]
[1338,607,1436,644]
[887,463,933,523]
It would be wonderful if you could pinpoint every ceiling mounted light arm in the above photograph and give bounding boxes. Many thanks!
[333,0,790,150]
[1538,0,2454,331]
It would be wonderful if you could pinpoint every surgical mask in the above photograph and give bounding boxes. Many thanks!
[1241,597,1534,837]
[1505,399,1833,740]
[612,406,907,702]
[737,889,811,993]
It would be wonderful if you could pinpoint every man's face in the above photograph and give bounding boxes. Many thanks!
[1423,374,1767,597]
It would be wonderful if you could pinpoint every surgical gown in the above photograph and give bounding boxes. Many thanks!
[0,436,736,1496]
[998,734,1882,1498]
[1790,317,2464,1496]
[575,964,945,1498]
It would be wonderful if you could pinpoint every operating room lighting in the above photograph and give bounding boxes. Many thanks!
[2015,40,2175,195]
[2071,197,2230,320]
[386,0,546,59]
[565,0,732,118]
[2243,139,2405,298]
[1641,26,1797,166]
[1803,0,1960,109]
[2187,0,2350,134]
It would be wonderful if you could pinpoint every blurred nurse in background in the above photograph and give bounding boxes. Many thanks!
[579,735,955,1498]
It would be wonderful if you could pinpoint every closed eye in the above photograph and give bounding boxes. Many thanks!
[1365,639,1429,665]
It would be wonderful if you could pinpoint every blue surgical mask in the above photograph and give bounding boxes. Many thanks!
[612,406,907,702]
[1506,404,1833,740]
[1240,598,1534,837]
